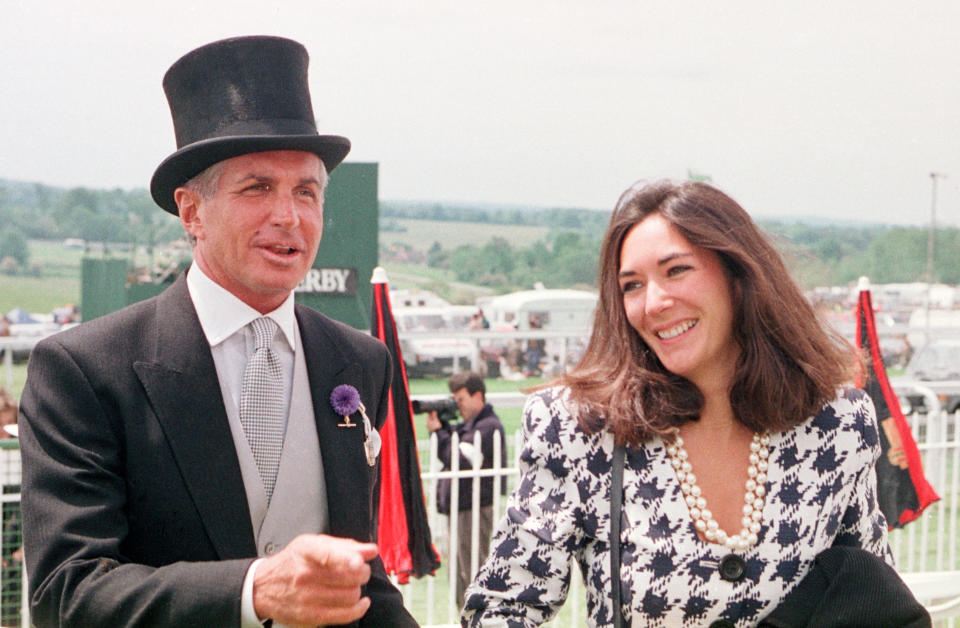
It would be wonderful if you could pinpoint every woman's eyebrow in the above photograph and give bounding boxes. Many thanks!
[657,251,693,265]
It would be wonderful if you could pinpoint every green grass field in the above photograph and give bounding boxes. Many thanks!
[0,274,79,315]
[0,248,82,313]
[0,240,86,314]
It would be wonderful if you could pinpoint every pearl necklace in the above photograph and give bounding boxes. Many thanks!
[666,431,771,551]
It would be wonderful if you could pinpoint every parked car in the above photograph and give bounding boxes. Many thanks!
[393,307,474,379]
[896,337,960,414]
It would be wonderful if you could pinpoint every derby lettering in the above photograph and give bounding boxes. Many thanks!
[296,268,357,295]
[322,269,348,292]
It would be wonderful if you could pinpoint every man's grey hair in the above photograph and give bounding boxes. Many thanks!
[184,161,226,200]
[181,162,226,247]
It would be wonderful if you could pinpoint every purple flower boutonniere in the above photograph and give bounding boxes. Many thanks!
[330,384,381,466]
[331,384,361,425]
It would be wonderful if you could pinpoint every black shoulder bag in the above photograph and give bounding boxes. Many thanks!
[610,444,627,628]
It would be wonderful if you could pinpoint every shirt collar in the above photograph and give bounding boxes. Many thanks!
[186,261,297,350]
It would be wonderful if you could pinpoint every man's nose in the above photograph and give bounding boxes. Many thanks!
[271,193,300,227]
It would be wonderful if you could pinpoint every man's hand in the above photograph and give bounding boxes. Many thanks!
[253,534,379,627]
[425,410,442,433]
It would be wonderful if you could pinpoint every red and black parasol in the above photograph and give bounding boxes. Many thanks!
[370,267,441,582]
[855,277,938,527]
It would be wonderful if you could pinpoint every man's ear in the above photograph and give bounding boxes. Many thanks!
[175,188,203,240]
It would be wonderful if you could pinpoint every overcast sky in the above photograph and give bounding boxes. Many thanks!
[3,1,959,226]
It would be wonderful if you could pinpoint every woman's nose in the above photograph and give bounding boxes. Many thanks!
[644,281,673,315]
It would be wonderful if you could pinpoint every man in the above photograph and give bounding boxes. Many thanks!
[19,36,416,627]
[425,371,506,608]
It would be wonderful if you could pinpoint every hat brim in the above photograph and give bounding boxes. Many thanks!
[150,134,351,215]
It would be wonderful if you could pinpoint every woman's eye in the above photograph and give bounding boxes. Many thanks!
[667,265,692,277]
[621,281,644,293]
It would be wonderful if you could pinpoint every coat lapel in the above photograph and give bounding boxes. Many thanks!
[133,276,256,559]
[129,280,373,556]
[297,307,373,540]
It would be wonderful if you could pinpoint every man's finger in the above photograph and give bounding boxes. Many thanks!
[273,595,372,628]
[312,596,372,627]
[312,560,372,587]
[307,536,378,565]
[287,536,375,583]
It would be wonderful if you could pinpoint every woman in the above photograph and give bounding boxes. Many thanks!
[462,180,891,627]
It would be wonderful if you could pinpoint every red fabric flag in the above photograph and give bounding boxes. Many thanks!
[855,282,938,527]
[370,267,440,583]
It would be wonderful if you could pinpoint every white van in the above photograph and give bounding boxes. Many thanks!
[480,289,597,331]
[906,308,960,348]
[477,289,597,376]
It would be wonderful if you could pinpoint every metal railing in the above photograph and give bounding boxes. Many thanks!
[4,322,960,393]
[396,327,590,379]
[0,328,592,396]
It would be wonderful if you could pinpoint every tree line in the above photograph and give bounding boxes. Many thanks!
[1,179,958,291]
[382,201,960,291]
[0,180,184,269]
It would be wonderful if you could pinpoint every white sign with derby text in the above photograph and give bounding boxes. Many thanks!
[295,267,357,295]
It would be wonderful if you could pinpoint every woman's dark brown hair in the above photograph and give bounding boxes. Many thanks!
[562,179,857,446]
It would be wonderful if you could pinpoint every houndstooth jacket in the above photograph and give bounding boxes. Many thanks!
[462,386,891,627]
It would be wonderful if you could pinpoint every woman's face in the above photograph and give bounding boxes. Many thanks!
[618,213,740,392]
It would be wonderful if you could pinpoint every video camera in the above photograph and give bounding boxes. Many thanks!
[411,397,459,427]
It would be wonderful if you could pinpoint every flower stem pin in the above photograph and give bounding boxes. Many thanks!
[330,384,381,466]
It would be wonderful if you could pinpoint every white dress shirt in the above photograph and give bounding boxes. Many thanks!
[186,262,296,421]
[185,261,296,628]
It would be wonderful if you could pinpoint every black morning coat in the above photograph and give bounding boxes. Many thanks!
[18,274,418,627]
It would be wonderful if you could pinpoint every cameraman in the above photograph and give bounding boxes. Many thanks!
[425,371,506,608]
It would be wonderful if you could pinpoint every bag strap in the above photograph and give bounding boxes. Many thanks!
[610,443,626,628]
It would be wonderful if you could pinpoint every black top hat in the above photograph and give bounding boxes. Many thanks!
[150,36,350,214]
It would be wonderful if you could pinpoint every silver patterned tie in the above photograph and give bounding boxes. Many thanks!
[239,317,285,501]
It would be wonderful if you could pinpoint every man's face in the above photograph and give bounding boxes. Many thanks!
[176,150,325,313]
[452,387,485,423]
